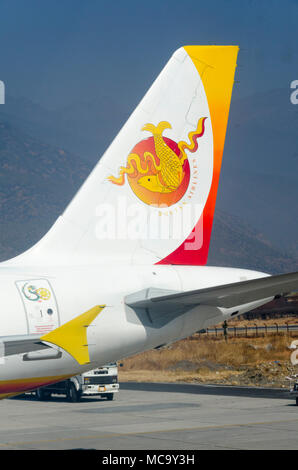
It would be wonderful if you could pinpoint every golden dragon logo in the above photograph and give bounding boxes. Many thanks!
[108,117,207,207]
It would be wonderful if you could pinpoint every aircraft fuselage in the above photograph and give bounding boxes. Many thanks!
[0,264,270,398]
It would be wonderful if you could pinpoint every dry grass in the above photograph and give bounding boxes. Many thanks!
[119,369,243,384]
[119,332,298,387]
[121,334,293,370]
[226,315,298,328]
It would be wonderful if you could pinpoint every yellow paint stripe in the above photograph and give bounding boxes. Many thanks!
[184,45,238,197]
[41,305,105,365]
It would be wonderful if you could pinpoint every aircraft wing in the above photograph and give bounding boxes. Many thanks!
[126,272,298,310]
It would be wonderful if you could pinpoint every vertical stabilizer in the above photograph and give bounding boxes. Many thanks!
[7,46,238,267]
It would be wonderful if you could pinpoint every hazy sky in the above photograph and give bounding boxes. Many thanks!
[0,0,298,109]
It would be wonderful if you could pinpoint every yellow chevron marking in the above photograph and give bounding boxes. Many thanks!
[41,305,105,365]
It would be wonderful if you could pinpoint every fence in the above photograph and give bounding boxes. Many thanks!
[195,323,298,339]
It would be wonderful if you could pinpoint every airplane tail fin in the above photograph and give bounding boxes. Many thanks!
[8,46,239,266]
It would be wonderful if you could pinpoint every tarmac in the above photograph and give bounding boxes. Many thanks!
[0,382,297,450]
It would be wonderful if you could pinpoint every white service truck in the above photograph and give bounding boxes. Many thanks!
[35,363,119,402]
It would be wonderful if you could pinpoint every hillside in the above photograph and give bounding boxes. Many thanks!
[208,210,298,274]
[0,120,90,259]
[218,88,298,254]
[0,95,128,163]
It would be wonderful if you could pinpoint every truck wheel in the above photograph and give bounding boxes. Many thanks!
[67,383,80,402]
[106,394,114,401]
[296,397,298,406]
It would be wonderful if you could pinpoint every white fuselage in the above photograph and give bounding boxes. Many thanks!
[0,264,270,394]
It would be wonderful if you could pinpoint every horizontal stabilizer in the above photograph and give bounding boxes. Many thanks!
[0,306,105,365]
[126,272,298,310]
[41,305,105,365]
